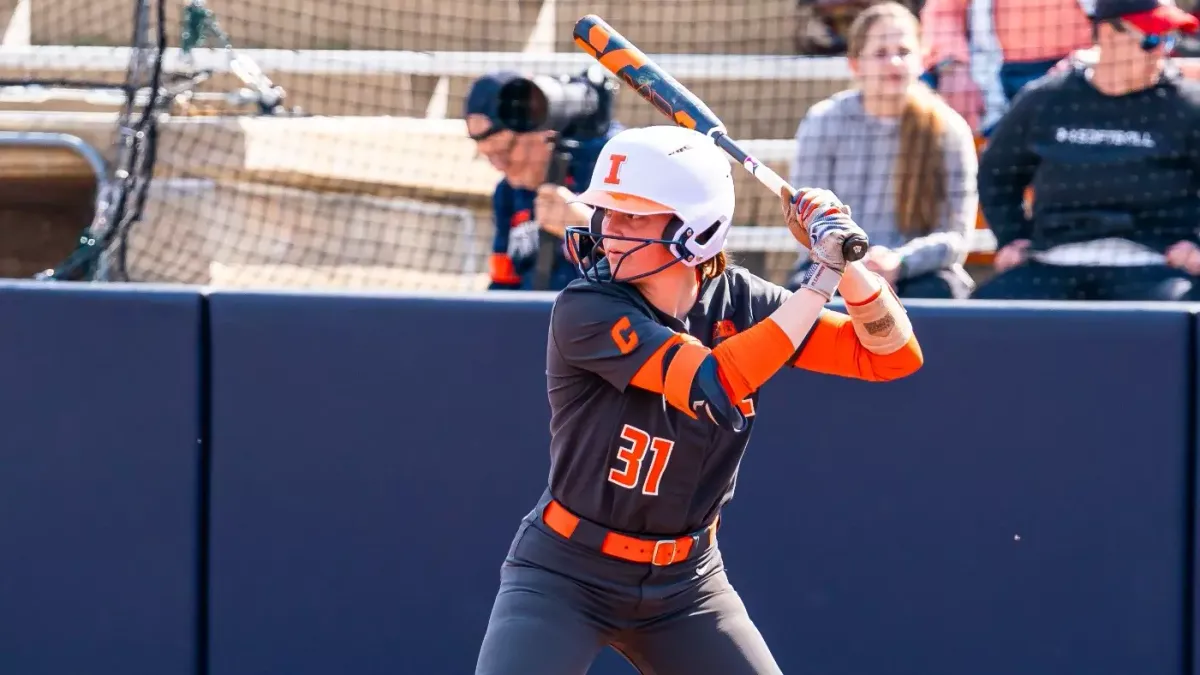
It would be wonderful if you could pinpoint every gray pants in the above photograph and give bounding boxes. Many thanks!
[475,514,783,675]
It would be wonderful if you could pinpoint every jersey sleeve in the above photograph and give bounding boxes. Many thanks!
[745,271,793,319]
[550,285,681,392]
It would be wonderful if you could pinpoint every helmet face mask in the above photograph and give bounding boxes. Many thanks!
[567,125,735,285]
[566,206,729,284]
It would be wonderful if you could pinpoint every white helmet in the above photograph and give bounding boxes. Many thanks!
[568,125,735,278]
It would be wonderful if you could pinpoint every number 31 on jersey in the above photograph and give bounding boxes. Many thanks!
[606,397,756,496]
[608,424,674,496]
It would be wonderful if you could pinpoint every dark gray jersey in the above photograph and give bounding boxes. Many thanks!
[545,266,791,537]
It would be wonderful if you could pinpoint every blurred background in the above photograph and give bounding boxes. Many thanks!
[6,0,1194,300]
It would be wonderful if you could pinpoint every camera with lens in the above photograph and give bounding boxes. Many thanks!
[494,65,619,141]
[492,65,619,288]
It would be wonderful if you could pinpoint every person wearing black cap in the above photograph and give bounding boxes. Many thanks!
[971,0,1200,300]
[465,71,617,291]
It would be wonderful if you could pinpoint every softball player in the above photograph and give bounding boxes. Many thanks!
[474,125,925,675]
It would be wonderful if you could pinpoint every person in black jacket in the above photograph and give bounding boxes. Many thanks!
[972,0,1200,301]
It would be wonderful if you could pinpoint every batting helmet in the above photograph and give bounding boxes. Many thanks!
[566,125,735,283]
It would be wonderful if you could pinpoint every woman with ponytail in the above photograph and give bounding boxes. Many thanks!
[787,1,979,299]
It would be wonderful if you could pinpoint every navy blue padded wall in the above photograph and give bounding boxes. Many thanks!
[207,291,1194,675]
[203,291,647,675]
[720,300,1193,675]
[0,281,202,675]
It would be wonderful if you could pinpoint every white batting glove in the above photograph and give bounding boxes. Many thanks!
[787,188,868,300]
[791,187,849,220]
[808,210,868,273]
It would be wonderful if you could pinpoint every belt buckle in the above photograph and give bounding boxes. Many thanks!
[651,539,679,566]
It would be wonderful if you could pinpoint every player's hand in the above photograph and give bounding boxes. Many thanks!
[783,187,866,272]
[780,186,847,247]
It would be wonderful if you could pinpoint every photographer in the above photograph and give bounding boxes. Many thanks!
[465,70,622,291]
[972,0,1200,301]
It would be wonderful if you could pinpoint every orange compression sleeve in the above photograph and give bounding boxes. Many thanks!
[626,320,798,415]
[628,334,683,394]
[628,334,710,420]
[792,303,924,382]
[709,318,798,403]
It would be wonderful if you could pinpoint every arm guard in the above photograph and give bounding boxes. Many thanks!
[660,341,747,433]
[845,286,913,355]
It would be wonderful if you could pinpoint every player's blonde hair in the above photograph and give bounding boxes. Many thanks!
[847,1,951,238]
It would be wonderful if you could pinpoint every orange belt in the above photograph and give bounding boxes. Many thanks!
[542,499,718,567]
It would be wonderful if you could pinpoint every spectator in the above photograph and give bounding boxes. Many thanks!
[972,0,1200,301]
[787,1,979,299]
[920,0,1092,132]
[465,72,606,291]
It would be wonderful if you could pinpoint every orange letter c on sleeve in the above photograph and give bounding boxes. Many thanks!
[611,316,639,354]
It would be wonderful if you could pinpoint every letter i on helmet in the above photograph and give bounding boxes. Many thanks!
[566,126,736,283]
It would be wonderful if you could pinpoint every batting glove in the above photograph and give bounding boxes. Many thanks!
[786,188,868,301]
[807,210,867,273]
[791,187,850,224]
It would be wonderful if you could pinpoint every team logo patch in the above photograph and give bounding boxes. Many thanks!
[603,154,628,185]
[712,319,738,342]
